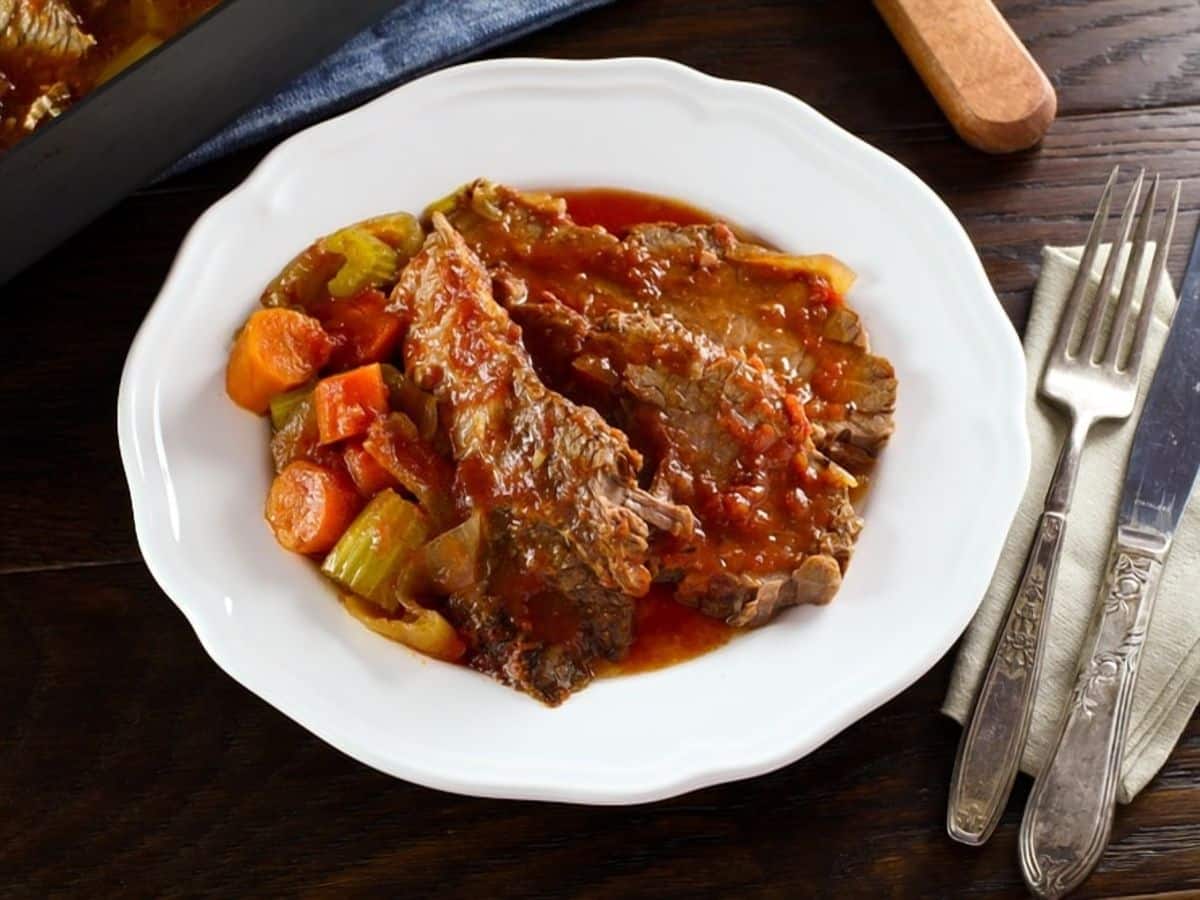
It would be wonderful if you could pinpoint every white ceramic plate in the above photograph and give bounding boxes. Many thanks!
[118,58,1029,804]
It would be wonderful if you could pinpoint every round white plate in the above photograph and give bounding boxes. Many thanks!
[118,58,1029,804]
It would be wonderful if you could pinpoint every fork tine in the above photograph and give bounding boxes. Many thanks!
[1103,174,1159,367]
[1080,168,1144,361]
[1126,180,1182,375]
[1050,166,1120,360]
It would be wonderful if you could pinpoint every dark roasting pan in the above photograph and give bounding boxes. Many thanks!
[0,0,401,285]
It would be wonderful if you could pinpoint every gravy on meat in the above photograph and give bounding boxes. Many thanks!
[225,181,896,704]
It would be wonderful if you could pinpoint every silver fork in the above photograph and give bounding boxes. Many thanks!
[946,166,1181,846]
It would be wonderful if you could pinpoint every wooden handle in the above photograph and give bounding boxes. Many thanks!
[874,0,1057,153]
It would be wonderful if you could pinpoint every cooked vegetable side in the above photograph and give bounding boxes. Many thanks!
[226,184,897,705]
[226,308,331,415]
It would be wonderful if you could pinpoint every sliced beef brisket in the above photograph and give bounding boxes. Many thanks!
[391,214,694,704]
[440,180,897,477]
[505,289,859,627]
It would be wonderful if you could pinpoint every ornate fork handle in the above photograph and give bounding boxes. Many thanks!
[1019,530,1166,899]
[947,509,1067,844]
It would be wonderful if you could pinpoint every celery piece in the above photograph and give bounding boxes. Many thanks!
[261,243,344,309]
[270,397,319,473]
[321,490,428,607]
[269,385,313,431]
[421,186,467,222]
[421,512,483,594]
[359,213,424,260]
[469,184,504,221]
[380,364,438,440]
[322,228,399,298]
[340,592,465,662]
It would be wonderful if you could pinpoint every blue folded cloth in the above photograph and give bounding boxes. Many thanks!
[170,0,611,174]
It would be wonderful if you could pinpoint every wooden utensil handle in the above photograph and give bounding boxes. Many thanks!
[874,0,1057,153]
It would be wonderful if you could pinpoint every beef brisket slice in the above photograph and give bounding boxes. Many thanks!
[505,291,859,627]
[440,180,896,476]
[392,214,693,704]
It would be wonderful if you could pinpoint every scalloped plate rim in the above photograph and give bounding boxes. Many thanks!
[117,57,1030,805]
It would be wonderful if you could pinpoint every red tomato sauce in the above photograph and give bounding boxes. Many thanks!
[558,188,741,673]
[559,188,717,233]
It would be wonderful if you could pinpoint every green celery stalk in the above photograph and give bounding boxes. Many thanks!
[269,385,313,431]
[359,213,424,259]
[380,365,438,440]
[323,227,398,298]
[321,490,429,608]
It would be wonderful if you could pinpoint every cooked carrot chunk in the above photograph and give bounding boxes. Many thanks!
[313,363,389,445]
[265,461,361,555]
[343,439,399,497]
[226,308,333,414]
[322,288,405,371]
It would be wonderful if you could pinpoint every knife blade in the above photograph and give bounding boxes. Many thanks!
[1020,210,1198,899]
[1121,225,1200,543]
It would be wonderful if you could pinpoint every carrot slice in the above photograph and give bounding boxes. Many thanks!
[343,439,399,497]
[322,288,406,371]
[313,363,389,445]
[226,308,333,414]
[265,461,361,555]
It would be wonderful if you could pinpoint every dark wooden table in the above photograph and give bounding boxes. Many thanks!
[5,2,1200,896]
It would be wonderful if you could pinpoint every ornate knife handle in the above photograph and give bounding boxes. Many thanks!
[1019,531,1166,899]
[947,511,1066,845]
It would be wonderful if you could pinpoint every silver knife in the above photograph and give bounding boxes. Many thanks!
[1020,207,1200,899]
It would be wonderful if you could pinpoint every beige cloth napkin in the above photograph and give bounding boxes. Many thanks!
[943,242,1200,803]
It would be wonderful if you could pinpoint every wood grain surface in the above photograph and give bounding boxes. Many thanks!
[874,0,1057,152]
[4,1,1200,896]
